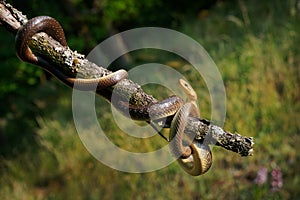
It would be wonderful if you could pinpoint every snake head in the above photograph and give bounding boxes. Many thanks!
[178,79,198,102]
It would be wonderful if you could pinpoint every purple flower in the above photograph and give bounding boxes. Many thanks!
[270,167,283,193]
[254,167,268,185]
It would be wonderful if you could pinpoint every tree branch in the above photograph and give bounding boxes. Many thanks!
[0,1,254,156]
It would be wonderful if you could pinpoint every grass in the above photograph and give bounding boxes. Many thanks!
[1,0,300,199]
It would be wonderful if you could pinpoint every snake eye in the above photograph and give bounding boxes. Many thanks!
[183,82,191,91]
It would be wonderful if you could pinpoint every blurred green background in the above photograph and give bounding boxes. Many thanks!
[0,0,299,199]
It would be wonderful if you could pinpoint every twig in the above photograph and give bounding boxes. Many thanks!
[0,1,254,156]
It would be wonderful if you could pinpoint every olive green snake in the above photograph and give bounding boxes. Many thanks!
[169,79,212,175]
[15,16,212,176]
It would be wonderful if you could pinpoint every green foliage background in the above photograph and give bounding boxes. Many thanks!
[0,0,299,199]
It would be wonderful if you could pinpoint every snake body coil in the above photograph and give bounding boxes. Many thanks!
[15,16,127,90]
[169,79,212,176]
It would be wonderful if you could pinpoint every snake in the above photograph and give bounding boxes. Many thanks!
[14,16,184,122]
[15,16,212,176]
[169,79,212,176]
[15,16,128,91]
